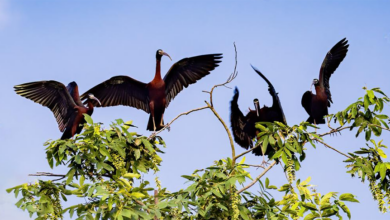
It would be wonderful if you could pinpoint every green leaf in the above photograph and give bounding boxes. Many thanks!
[377,148,387,158]
[336,200,351,219]
[302,202,317,210]
[380,163,387,181]
[66,168,76,184]
[75,155,81,164]
[304,213,319,220]
[339,193,359,203]
[123,173,141,179]
[157,201,168,209]
[269,135,276,146]
[131,192,145,198]
[84,114,93,124]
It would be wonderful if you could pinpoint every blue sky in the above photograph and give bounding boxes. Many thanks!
[0,0,389,219]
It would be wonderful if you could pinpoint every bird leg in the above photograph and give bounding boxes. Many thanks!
[259,142,270,167]
[314,119,317,133]
[326,117,341,136]
[161,114,170,132]
[153,117,157,132]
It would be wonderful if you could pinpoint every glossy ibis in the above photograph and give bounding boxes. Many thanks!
[301,38,349,124]
[14,81,101,139]
[230,66,286,162]
[80,49,222,131]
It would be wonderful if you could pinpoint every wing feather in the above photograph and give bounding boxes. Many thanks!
[230,88,253,150]
[80,76,150,113]
[251,65,287,124]
[164,54,222,107]
[14,81,77,132]
[301,91,313,116]
[319,38,349,105]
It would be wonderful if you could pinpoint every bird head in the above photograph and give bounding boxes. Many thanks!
[310,78,319,91]
[88,93,102,106]
[253,98,260,117]
[156,49,172,61]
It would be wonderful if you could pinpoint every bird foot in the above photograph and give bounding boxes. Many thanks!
[261,157,270,168]
[165,123,171,132]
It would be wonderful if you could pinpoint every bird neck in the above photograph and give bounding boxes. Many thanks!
[154,59,162,81]
[87,100,94,115]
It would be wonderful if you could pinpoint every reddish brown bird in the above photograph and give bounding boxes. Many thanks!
[81,49,222,131]
[14,81,101,139]
[301,38,349,124]
[230,66,286,161]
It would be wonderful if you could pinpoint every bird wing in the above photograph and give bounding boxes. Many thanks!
[319,38,349,106]
[301,91,313,116]
[80,75,150,113]
[230,88,253,150]
[251,65,287,124]
[164,54,222,108]
[14,81,77,132]
[66,81,84,106]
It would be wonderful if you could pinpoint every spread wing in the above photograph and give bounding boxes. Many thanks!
[301,91,313,116]
[80,76,150,113]
[67,81,83,106]
[14,81,77,132]
[164,54,222,107]
[251,65,287,124]
[319,38,349,106]
[230,88,253,150]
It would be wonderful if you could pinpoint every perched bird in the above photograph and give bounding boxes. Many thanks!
[80,49,222,131]
[230,66,286,162]
[14,81,101,139]
[301,38,349,124]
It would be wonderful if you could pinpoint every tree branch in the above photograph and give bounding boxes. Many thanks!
[205,101,236,162]
[203,43,238,107]
[148,106,209,139]
[369,124,390,132]
[234,144,260,161]
[237,161,277,194]
[318,126,352,137]
[313,138,352,159]
[29,172,112,181]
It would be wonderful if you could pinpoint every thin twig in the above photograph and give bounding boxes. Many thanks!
[369,124,390,132]
[205,101,236,161]
[154,190,158,220]
[319,126,351,137]
[234,144,260,161]
[203,43,238,107]
[237,161,277,194]
[148,106,209,139]
[28,172,112,181]
[313,138,352,159]
[244,164,265,169]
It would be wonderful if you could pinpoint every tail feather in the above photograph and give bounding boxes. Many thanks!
[147,114,164,131]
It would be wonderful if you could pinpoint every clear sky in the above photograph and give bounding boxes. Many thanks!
[0,0,389,219]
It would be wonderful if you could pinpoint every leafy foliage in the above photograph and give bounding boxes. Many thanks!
[7,87,390,219]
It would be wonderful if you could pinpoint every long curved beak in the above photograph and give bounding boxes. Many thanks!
[255,103,259,117]
[162,52,172,61]
[92,97,102,106]
[310,81,315,91]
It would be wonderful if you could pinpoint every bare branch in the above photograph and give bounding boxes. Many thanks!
[237,161,277,194]
[234,144,260,161]
[313,138,352,159]
[29,172,66,181]
[244,164,266,169]
[369,124,390,132]
[319,126,352,137]
[203,42,238,107]
[205,101,236,161]
[148,106,209,139]
[29,172,112,181]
